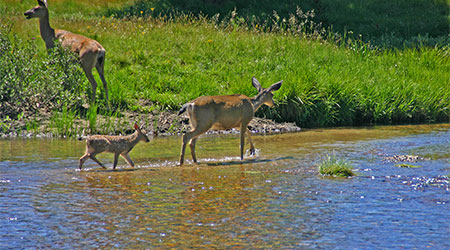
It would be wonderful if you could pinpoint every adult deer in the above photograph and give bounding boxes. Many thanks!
[178,77,283,165]
[24,0,109,104]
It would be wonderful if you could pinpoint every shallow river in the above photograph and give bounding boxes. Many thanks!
[1,124,449,249]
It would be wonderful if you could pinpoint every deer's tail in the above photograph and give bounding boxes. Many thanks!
[178,103,190,115]
[97,49,105,67]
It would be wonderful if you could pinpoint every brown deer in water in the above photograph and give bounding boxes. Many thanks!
[24,0,109,104]
[79,123,149,170]
[178,77,283,165]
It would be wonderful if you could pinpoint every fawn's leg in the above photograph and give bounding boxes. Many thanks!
[89,153,107,169]
[121,153,135,167]
[113,153,120,169]
[79,153,90,169]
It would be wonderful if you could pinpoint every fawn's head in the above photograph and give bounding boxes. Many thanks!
[24,0,48,19]
[134,123,150,143]
[252,77,283,108]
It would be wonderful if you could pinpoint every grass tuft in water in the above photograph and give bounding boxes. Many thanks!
[318,155,355,177]
[395,163,423,168]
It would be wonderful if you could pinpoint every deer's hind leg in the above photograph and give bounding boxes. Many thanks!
[246,128,255,155]
[80,51,100,103]
[180,124,210,165]
[189,138,198,163]
[95,51,109,104]
[79,153,90,169]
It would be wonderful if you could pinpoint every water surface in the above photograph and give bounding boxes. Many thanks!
[1,124,449,249]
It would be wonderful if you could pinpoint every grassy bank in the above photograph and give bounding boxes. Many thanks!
[1,0,449,136]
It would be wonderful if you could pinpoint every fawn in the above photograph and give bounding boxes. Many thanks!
[178,77,282,165]
[79,123,149,170]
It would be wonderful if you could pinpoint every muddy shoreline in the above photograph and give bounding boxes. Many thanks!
[0,110,301,138]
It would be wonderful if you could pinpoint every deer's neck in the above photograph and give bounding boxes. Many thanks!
[38,14,56,49]
[128,131,142,148]
[251,95,265,112]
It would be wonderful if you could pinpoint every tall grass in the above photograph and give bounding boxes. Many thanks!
[106,0,450,48]
[50,105,79,137]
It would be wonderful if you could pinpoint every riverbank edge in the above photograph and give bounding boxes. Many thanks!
[0,109,302,139]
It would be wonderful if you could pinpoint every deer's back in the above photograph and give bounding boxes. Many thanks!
[55,29,105,56]
[189,94,254,130]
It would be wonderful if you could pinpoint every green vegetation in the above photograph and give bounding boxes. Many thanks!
[0,26,86,119]
[318,154,355,177]
[395,163,423,168]
[0,0,449,136]
[107,0,450,48]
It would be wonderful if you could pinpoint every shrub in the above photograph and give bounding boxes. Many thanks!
[0,24,86,120]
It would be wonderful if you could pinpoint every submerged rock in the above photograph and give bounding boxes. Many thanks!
[383,154,429,163]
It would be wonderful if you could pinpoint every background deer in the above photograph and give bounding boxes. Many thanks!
[178,77,282,165]
[24,0,109,104]
[79,123,149,170]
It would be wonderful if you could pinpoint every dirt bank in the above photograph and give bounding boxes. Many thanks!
[0,110,301,138]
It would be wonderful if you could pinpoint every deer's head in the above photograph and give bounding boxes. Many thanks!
[252,77,283,108]
[24,0,48,19]
[134,123,150,143]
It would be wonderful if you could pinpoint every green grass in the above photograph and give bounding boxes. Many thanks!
[50,104,79,137]
[395,163,423,168]
[1,0,449,136]
[318,155,355,177]
[106,0,450,46]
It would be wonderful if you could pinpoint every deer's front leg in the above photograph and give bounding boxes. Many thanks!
[240,124,246,160]
[121,153,135,167]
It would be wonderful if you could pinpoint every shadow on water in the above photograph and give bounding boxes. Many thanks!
[205,156,296,166]
[86,168,145,173]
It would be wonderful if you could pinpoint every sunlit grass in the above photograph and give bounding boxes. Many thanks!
[318,155,355,177]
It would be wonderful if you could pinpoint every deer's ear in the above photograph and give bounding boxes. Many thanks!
[37,0,47,7]
[252,77,262,92]
[269,80,283,92]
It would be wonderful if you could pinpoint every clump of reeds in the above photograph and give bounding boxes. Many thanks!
[318,154,355,177]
